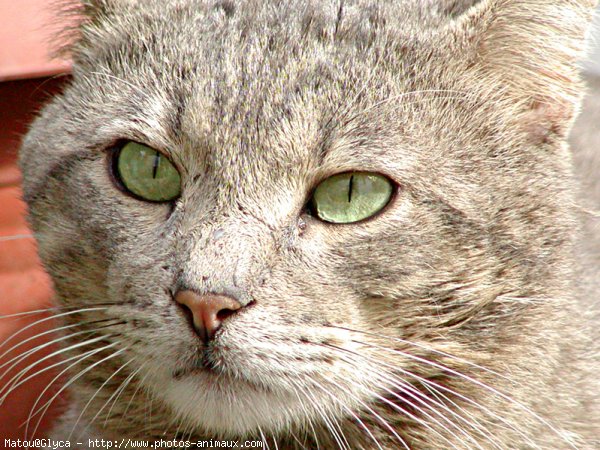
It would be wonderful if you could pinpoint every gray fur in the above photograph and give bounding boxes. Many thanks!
[15,0,600,448]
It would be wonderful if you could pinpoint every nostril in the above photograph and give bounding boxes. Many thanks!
[216,308,238,321]
[174,290,244,342]
[176,300,195,323]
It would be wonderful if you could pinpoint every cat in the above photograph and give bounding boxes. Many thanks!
[7,0,600,448]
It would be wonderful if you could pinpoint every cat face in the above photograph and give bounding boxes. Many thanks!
[19,0,596,445]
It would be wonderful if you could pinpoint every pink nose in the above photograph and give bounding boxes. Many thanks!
[174,291,242,343]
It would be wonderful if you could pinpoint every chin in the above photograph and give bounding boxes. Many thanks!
[159,372,307,437]
[136,327,370,438]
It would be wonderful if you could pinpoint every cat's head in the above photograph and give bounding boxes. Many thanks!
[19,0,596,444]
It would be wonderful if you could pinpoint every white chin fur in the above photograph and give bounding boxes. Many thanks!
[142,360,377,437]
[161,375,303,436]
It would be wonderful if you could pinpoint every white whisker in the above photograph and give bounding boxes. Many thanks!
[121,367,152,420]
[69,356,136,440]
[103,361,147,427]
[310,380,385,450]
[0,234,34,242]
[289,378,349,450]
[0,318,119,367]
[287,379,321,450]
[28,346,127,439]
[329,325,515,384]
[23,342,119,439]
[258,425,271,450]
[0,333,120,402]
[341,339,542,449]
[0,307,111,352]
[358,339,565,448]
[324,346,475,449]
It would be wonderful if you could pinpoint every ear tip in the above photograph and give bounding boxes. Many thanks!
[448,0,598,136]
[463,0,597,76]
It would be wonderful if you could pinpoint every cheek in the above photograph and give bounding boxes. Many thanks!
[106,244,176,307]
[255,253,364,329]
[104,257,194,359]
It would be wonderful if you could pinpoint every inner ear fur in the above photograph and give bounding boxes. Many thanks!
[452,0,598,142]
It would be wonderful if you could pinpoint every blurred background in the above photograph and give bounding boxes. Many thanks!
[0,0,71,439]
[587,8,600,75]
[0,0,599,442]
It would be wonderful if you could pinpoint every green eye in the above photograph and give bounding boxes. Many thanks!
[310,172,394,224]
[115,142,181,202]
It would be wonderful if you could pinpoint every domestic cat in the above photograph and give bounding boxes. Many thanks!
[8,0,600,448]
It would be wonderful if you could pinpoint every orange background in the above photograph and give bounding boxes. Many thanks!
[0,0,71,441]
[0,1,71,81]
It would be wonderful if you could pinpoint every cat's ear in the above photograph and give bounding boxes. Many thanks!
[450,0,597,141]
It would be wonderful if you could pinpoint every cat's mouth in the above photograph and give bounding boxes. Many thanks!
[171,361,274,397]
[172,344,224,377]
[172,355,215,379]
[171,347,270,393]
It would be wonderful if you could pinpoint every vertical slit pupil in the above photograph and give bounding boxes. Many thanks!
[348,175,354,202]
[152,151,160,179]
